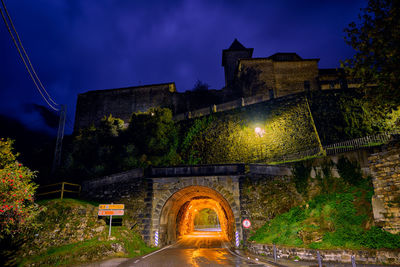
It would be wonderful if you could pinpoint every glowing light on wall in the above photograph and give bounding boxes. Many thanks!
[155,230,159,246]
[255,127,265,137]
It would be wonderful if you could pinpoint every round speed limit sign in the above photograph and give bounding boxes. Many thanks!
[242,219,251,228]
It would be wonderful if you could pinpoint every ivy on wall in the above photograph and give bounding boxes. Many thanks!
[179,95,321,164]
[309,90,391,144]
[63,90,397,180]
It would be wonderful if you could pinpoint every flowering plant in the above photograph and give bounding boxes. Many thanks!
[0,138,38,238]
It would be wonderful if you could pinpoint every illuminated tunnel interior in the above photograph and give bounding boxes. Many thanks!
[159,186,235,245]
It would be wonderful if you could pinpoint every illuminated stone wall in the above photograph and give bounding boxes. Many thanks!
[237,57,319,98]
[152,176,241,246]
[81,164,244,246]
[81,169,153,243]
[74,83,176,130]
[79,147,394,248]
[369,141,400,234]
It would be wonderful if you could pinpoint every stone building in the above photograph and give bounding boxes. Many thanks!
[224,39,356,98]
[74,39,356,131]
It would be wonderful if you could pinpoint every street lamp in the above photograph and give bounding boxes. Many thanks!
[254,127,265,161]
[254,127,265,137]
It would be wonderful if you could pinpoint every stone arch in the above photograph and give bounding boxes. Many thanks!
[151,177,241,246]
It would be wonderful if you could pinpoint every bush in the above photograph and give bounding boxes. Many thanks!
[361,226,400,249]
[292,162,312,195]
[0,138,38,238]
[336,156,363,185]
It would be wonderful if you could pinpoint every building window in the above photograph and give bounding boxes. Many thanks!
[304,81,310,92]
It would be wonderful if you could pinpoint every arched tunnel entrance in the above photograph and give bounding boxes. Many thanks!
[158,186,236,246]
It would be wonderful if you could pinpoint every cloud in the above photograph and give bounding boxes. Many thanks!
[0,0,367,134]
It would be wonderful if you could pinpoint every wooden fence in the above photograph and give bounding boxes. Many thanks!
[36,182,81,200]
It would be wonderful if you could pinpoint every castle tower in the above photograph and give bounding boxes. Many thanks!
[222,39,254,89]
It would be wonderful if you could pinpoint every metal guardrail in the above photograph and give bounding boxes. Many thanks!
[324,132,393,155]
[269,131,398,163]
[36,182,81,200]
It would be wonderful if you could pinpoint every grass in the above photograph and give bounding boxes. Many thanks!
[16,198,156,267]
[19,226,157,267]
[249,183,400,250]
[36,197,100,207]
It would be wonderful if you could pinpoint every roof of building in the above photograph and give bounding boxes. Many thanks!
[80,82,176,95]
[222,39,254,66]
[228,38,247,50]
[267,53,303,61]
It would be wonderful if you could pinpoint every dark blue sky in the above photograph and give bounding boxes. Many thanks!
[0,0,367,134]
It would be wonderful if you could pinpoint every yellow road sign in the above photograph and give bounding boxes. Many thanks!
[98,210,124,216]
[99,204,125,210]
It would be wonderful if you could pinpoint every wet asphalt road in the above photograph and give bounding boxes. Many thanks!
[118,231,270,267]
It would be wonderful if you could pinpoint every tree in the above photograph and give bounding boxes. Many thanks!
[192,80,209,91]
[64,115,126,180]
[342,0,400,102]
[0,138,38,238]
[127,108,180,167]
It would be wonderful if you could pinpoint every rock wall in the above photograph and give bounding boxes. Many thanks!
[81,169,153,243]
[74,83,176,130]
[248,243,400,265]
[240,164,301,243]
[369,141,400,234]
[237,58,319,98]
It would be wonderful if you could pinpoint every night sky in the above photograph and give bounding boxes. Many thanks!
[1,0,367,135]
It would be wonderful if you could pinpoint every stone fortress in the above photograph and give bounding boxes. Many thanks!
[74,39,358,131]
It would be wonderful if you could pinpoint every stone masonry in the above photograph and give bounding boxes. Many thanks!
[74,39,356,131]
[369,141,400,234]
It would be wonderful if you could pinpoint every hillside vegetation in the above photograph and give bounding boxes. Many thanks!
[4,198,154,267]
[249,158,400,250]
[61,90,400,181]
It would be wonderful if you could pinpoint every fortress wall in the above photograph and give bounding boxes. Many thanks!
[369,141,400,234]
[224,50,254,88]
[238,59,275,97]
[191,106,211,118]
[273,60,319,97]
[74,83,176,131]
[216,98,242,112]
[244,94,271,105]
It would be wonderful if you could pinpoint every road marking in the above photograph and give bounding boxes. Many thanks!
[141,244,172,259]
[134,260,139,263]
[222,243,271,266]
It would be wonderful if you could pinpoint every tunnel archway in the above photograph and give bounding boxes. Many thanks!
[157,186,236,246]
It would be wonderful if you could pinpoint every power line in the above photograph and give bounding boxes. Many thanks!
[1,0,67,175]
[1,0,59,107]
[0,0,59,111]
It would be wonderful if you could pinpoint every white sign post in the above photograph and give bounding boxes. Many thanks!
[98,203,125,237]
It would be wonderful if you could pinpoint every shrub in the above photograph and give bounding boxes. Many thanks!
[336,156,363,185]
[292,162,312,195]
[0,138,38,238]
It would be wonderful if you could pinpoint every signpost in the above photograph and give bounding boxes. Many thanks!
[98,203,125,237]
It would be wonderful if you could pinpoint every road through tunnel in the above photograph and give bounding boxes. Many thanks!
[158,186,236,246]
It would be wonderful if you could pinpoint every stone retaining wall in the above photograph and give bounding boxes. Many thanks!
[81,170,153,243]
[369,141,400,234]
[248,243,400,265]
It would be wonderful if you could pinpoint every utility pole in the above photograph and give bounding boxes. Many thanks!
[52,104,66,174]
